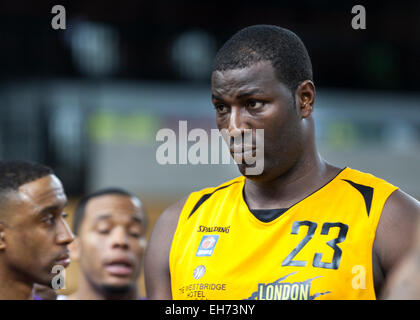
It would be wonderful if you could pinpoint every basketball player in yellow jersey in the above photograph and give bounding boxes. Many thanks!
[145,25,420,300]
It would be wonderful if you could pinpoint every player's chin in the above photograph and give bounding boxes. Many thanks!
[233,153,265,178]
[35,261,58,284]
[101,278,135,293]
[236,162,266,179]
[103,274,135,287]
[32,271,55,288]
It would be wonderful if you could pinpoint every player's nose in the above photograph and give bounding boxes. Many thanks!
[227,106,249,138]
[56,218,75,245]
[110,226,130,250]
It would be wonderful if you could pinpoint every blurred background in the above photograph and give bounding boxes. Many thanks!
[0,0,419,296]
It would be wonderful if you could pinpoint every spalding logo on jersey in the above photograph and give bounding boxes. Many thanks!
[196,235,219,257]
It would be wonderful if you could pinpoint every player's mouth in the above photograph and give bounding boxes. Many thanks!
[230,145,257,159]
[104,258,134,277]
[55,253,71,268]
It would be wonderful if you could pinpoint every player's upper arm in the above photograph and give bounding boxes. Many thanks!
[380,215,420,299]
[374,189,420,279]
[144,196,187,300]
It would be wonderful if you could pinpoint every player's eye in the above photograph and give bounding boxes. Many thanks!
[215,104,229,114]
[128,225,143,238]
[97,228,110,235]
[42,213,56,225]
[129,231,142,238]
[97,225,111,234]
[96,222,112,234]
[246,100,265,110]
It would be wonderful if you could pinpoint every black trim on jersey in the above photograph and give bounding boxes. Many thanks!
[342,179,374,216]
[243,167,347,223]
[249,208,288,223]
[242,186,289,222]
[187,182,240,219]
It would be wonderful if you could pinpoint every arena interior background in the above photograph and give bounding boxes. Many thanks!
[0,0,419,296]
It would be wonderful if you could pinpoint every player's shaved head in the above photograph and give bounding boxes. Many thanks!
[213,25,313,93]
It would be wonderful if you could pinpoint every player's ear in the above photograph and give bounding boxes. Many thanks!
[295,80,315,118]
[0,223,6,250]
[68,237,80,261]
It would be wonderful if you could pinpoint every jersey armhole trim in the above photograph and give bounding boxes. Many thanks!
[187,181,241,219]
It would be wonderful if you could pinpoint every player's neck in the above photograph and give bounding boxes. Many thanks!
[244,152,339,210]
[0,264,33,299]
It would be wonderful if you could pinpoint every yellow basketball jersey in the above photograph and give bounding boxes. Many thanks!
[169,167,398,300]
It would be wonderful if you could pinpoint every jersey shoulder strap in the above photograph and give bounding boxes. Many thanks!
[339,167,398,229]
[178,176,245,223]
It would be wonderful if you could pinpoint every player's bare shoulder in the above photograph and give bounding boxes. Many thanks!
[155,196,188,238]
[145,196,188,299]
[374,189,420,280]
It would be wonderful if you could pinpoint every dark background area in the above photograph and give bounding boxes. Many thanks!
[1,0,419,90]
[1,1,419,294]
[0,0,419,194]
